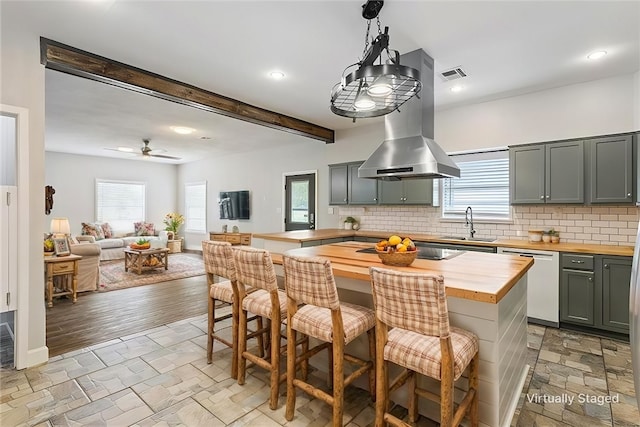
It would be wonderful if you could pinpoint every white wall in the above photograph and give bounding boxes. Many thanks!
[436,73,638,152]
[0,10,48,367]
[634,71,640,130]
[177,140,330,249]
[45,152,178,236]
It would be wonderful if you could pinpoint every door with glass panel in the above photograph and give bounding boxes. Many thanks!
[285,173,316,231]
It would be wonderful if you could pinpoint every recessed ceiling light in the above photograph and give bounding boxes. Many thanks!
[269,71,286,80]
[587,50,607,60]
[450,85,464,93]
[170,126,196,135]
[117,146,134,152]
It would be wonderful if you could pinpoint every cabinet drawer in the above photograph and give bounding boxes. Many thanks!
[240,235,251,245]
[52,262,74,274]
[561,254,594,270]
[226,235,241,244]
[210,234,226,242]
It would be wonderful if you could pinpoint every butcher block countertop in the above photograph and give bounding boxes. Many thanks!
[253,229,634,257]
[270,241,534,304]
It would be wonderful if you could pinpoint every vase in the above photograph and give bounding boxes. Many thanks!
[344,223,353,230]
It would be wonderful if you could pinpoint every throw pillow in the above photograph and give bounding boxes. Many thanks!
[100,222,114,239]
[81,222,105,240]
[134,221,155,236]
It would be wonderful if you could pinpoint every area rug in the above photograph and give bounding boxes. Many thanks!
[99,253,205,292]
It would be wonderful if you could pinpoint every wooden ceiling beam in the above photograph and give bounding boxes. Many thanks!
[40,37,334,144]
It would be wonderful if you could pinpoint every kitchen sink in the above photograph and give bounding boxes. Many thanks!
[438,236,497,242]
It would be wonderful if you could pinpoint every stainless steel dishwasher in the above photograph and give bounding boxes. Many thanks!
[498,247,560,327]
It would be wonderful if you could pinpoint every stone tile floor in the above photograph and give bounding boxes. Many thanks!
[1,312,637,426]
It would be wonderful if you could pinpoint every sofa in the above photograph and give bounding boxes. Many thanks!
[76,231,169,261]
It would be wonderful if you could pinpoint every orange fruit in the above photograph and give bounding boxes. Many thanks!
[396,244,407,252]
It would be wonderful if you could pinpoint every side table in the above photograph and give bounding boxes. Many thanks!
[44,254,81,308]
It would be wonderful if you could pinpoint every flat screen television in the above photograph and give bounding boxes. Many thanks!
[219,190,250,220]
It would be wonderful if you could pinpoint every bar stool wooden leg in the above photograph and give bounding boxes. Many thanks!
[230,296,239,379]
[440,339,455,426]
[408,371,418,423]
[367,328,376,401]
[237,307,248,385]
[269,312,281,410]
[469,353,480,426]
[332,316,345,427]
[285,325,297,421]
[207,293,214,364]
[375,321,388,427]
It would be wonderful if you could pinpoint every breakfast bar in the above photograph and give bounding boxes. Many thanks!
[271,240,534,427]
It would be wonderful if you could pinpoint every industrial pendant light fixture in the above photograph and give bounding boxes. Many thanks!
[330,0,422,120]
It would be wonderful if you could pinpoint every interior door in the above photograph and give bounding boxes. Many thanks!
[285,173,316,231]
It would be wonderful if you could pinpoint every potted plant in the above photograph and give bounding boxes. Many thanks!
[542,229,552,243]
[550,229,560,243]
[163,212,185,238]
[44,234,55,256]
[344,216,358,230]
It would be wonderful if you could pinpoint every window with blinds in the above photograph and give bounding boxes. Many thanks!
[185,181,207,233]
[96,180,145,232]
[442,150,510,220]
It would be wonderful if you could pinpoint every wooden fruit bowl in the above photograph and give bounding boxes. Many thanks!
[376,249,418,266]
[130,243,151,250]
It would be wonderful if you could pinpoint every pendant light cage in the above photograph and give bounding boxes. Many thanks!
[330,1,422,119]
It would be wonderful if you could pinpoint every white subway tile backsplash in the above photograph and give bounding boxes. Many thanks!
[339,204,637,246]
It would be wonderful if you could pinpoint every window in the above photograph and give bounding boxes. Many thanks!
[185,181,207,233]
[442,150,510,220]
[96,180,145,231]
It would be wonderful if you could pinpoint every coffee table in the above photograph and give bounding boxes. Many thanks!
[124,247,170,275]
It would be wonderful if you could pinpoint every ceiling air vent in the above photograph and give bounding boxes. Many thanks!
[439,66,467,81]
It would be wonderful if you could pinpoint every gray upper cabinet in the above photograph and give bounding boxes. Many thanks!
[329,164,348,205]
[348,163,378,205]
[510,144,545,203]
[586,135,633,204]
[546,141,584,203]
[379,178,433,205]
[329,162,377,205]
[510,141,583,204]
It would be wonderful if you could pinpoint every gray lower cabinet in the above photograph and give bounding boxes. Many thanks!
[586,134,634,204]
[600,256,631,334]
[379,178,433,204]
[329,162,378,205]
[510,140,584,204]
[560,253,631,334]
[561,268,595,326]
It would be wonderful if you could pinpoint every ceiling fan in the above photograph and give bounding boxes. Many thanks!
[105,138,182,160]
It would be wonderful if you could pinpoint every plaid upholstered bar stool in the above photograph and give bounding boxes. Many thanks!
[283,254,376,427]
[369,267,479,427]
[202,241,264,379]
[233,246,289,410]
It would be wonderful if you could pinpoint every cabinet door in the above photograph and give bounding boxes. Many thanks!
[329,164,348,205]
[561,269,594,326]
[587,135,633,204]
[546,141,584,203]
[378,180,404,204]
[509,145,545,204]
[601,257,631,333]
[403,178,433,204]
[348,163,378,205]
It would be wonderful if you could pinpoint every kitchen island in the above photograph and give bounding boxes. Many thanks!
[271,241,533,427]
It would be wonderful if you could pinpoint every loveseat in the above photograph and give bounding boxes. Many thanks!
[58,240,101,292]
[76,232,168,261]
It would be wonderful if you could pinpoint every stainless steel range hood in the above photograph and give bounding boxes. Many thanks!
[358,49,460,180]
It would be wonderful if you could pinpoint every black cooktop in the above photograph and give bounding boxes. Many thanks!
[356,246,462,261]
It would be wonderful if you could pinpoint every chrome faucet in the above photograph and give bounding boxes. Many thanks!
[465,206,476,238]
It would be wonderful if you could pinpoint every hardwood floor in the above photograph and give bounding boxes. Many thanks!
[46,275,209,357]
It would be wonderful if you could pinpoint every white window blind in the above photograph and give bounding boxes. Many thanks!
[442,150,510,220]
[96,180,145,232]
[185,181,206,233]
